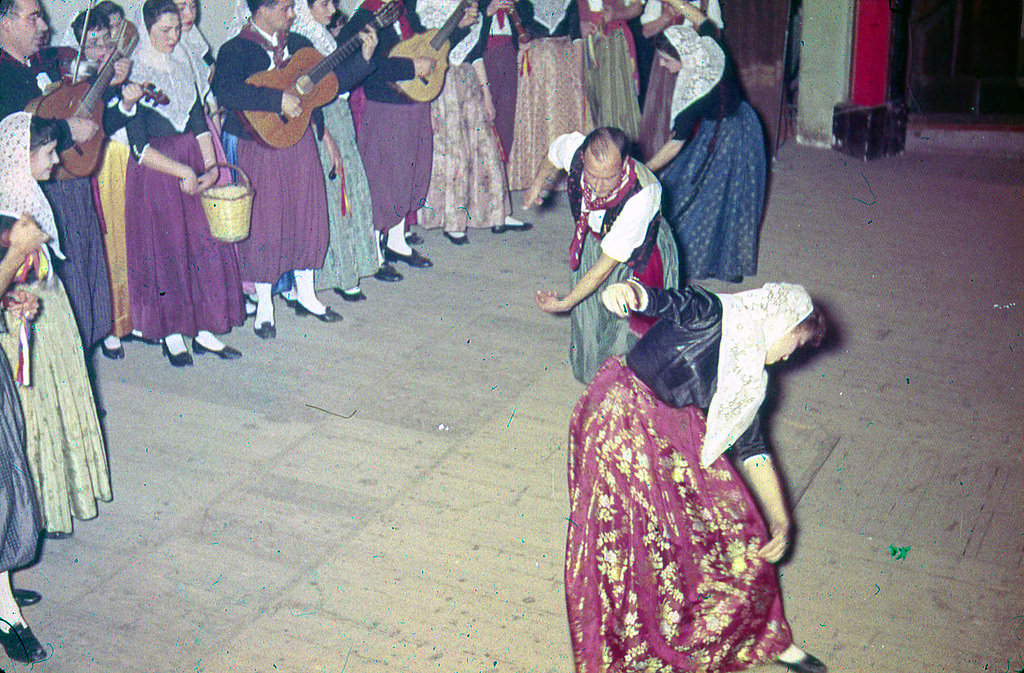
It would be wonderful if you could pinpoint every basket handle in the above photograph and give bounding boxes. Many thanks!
[206,162,252,192]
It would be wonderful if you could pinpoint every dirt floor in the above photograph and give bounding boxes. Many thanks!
[10,142,1023,672]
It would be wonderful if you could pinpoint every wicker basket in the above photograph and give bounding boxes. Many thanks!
[200,163,253,243]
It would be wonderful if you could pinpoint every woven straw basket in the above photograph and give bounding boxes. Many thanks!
[200,163,253,243]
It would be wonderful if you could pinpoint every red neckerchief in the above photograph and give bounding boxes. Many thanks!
[239,19,288,68]
[495,10,506,28]
[568,157,638,270]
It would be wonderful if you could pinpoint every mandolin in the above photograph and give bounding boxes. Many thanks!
[242,0,402,149]
[31,21,139,177]
[387,0,473,103]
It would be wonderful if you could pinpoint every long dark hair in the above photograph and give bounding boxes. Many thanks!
[29,116,61,150]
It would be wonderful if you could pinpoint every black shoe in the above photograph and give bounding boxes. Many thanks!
[0,623,48,663]
[161,341,193,367]
[42,530,71,540]
[405,231,424,245]
[191,339,242,360]
[373,263,403,282]
[491,222,533,234]
[122,333,159,346]
[294,303,343,323]
[254,322,276,340]
[334,288,366,302]
[99,341,125,359]
[384,247,432,268]
[442,231,469,245]
[780,653,827,673]
[12,589,41,607]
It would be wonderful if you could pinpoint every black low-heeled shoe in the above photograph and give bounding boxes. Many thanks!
[373,263,403,282]
[383,246,433,268]
[161,341,193,367]
[191,339,242,360]
[0,623,48,663]
[99,341,125,360]
[12,589,41,607]
[334,288,366,302]
[442,231,469,245]
[254,322,276,340]
[779,652,827,673]
[491,222,533,234]
[294,303,343,323]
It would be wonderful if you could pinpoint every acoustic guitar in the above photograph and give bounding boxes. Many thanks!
[243,0,402,149]
[30,21,139,178]
[387,0,473,103]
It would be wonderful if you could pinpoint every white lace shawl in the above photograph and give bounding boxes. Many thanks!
[0,113,63,259]
[664,22,724,123]
[417,0,481,65]
[292,0,339,56]
[702,283,813,466]
[132,5,201,132]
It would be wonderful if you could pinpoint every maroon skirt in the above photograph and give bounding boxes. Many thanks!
[356,99,433,229]
[566,358,792,672]
[124,133,244,339]
[638,52,676,161]
[235,127,329,281]
[483,36,518,160]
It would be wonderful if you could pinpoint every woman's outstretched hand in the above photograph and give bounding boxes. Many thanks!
[758,516,791,563]
[601,281,644,318]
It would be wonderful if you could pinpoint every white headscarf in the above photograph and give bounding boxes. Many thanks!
[229,0,251,35]
[702,283,813,466]
[131,2,202,132]
[664,21,725,122]
[416,0,480,65]
[292,0,338,55]
[0,113,63,259]
[178,7,215,95]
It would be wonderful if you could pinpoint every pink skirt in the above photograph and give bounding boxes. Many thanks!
[566,358,792,672]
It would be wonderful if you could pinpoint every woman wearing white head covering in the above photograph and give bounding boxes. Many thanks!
[645,1,766,283]
[412,0,515,242]
[563,278,829,673]
[107,0,245,366]
[637,0,721,159]
[290,0,387,300]
[0,112,111,544]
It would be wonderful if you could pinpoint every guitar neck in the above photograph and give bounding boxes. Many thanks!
[306,6,399,86]
[78,36,136,116]
[428,0,471,51]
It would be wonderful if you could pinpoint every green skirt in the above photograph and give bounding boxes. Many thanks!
[584,27,642,142]
[0,279,110,533]
[314,98,379,291]
[569,222,679,383]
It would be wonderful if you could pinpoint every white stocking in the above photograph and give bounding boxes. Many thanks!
[0,572,24,633]
[164,333,187,355]
[294,269,326,314]
[195,331,225,351]
[386,220,412,255]
[254,282,274,326]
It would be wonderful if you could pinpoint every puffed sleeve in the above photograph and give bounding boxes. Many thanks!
[547,131,586,170]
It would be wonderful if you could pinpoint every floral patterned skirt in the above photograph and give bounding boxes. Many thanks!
[566,358,791,672]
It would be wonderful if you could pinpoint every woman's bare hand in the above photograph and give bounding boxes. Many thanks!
[6,289,40,321]
[757,516,791,563]
[601,281,643,317]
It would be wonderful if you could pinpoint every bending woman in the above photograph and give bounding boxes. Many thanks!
[646,1,765,282]
[566,278,827,673]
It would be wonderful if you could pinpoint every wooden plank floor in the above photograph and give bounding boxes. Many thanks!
[14,144,1023,672]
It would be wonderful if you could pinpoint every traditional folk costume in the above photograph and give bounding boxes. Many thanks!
[637,0,722,160]
[213,20,374,290]
[658,18,765,282]
[355,1,435,239]
[505,8,589,190]
[0,113,110,535]
[291,0,379,294]
[0,47,114,350]
[105,15,245,344]
[560,0,642,141]
[548,131,678,383]
[567,281,814,672]
[417,0,511,234]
